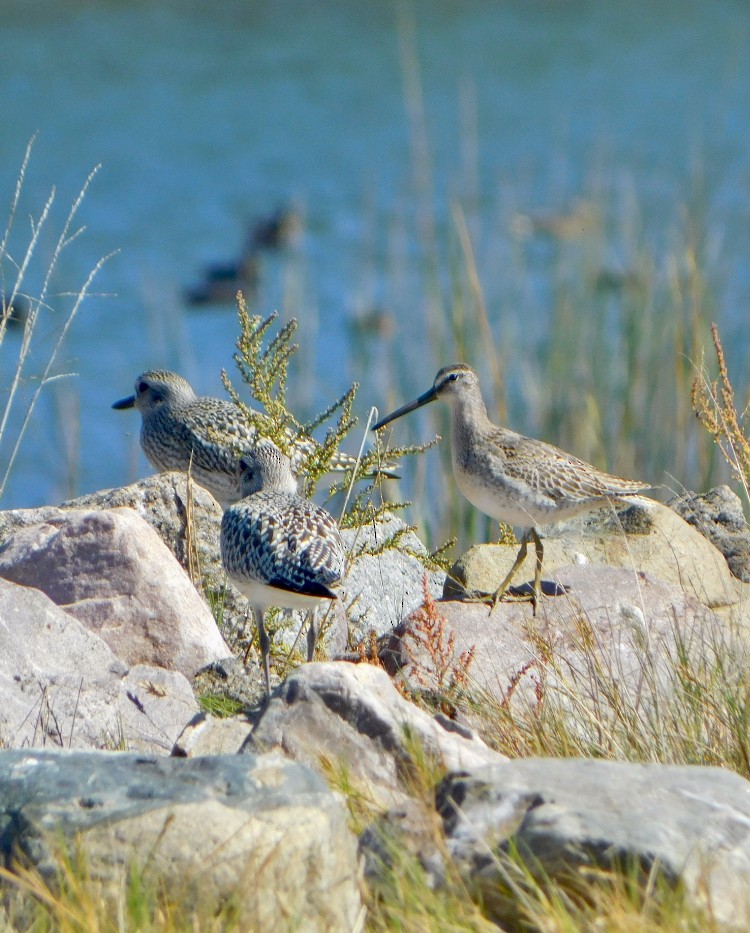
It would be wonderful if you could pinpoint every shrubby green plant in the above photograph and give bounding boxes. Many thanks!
[222,298,440,536]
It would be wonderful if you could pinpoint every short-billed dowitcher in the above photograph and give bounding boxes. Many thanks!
[373,363,650,610]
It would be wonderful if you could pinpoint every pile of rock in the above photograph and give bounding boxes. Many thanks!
[1,473,750,927]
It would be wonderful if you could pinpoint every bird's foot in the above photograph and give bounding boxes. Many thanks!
[462,588,508,606]
[475,580,570,615]
[464,585,532,614]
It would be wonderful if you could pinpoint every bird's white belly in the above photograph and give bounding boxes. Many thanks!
[229,574,333,612]
[454,467,556,528]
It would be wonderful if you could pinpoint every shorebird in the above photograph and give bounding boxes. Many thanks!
[372,363,650,610]
[113,370,392,508]
[220,444,344,695]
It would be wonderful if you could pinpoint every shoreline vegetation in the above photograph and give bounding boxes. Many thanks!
[0,137,113,506]
[2,113,748,543]
[3,135,750,929]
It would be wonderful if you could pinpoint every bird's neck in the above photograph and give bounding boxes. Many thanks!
[449,388,491,439]
[269,473,299,496]
[146,404,172,425]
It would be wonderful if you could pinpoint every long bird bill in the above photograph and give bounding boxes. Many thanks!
[372,385,438,431]
[111,394,136,410]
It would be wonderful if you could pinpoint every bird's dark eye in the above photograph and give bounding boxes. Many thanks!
[448,373,459,382]
[138,381,148,393]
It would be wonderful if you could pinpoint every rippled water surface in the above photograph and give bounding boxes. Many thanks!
[1,0,749,508]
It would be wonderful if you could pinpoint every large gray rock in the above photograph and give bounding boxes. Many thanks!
[0,578,198,752]
[341,514,444,640]
[0,478,438,661]
[66,472,224,575]
[245,661,503,808]
[0,472,223,578]
[446,501,741,610]
[0,507,230,678]
[0,474,251,651]
[388,565,732,718]
[0,749,362,931]
[437,758,750,928]
[669,485,750,582]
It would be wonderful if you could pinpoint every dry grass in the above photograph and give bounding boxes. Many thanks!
[399,574,476,716]
[400,595,750,777]
[0,841,248,933]
[692,321,750,503]
[0,136,113,504]
[346,576,750,929]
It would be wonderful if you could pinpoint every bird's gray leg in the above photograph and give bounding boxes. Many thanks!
[306,612,316,662]
[242,604,255,664]
[490,530,530,611]
[530,528,544,615]
[254,607,272,697]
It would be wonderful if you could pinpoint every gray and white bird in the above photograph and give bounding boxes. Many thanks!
[220,443,345,695]
[373,363,651,610]
[113,370,388,508]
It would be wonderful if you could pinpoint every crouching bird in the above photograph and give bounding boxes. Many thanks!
[220,443,345,695]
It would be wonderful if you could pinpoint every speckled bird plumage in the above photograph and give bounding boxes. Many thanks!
[221,484,344,609]
[373,363,650,608]
[220,443,345,694]
[112,370,364,508]
[374,363,648,526]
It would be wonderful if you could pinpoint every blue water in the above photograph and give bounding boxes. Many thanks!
[1,0,749,509]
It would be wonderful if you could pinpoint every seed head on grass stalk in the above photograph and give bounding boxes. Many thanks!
[692,321,750,502]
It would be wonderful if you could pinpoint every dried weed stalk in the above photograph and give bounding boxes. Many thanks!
[692,322,750,495]
[404,575,475,713]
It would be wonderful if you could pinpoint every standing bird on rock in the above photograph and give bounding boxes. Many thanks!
[220,443,345,696]
[113,370,388,508]
[372,364,651,610]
